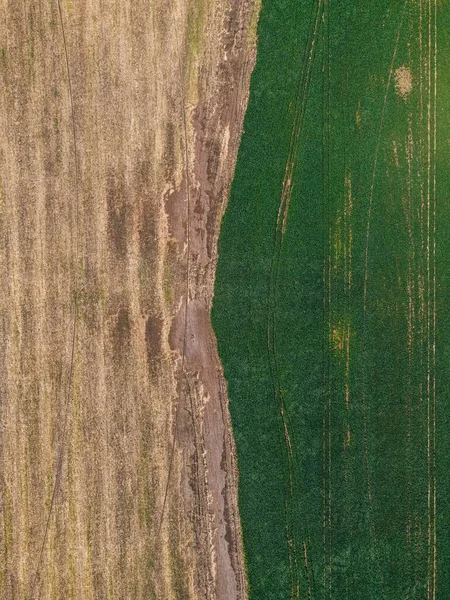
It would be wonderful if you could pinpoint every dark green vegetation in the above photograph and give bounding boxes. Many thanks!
[213,1,450,598]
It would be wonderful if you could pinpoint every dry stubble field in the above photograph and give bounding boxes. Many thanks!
[0,0,259,598]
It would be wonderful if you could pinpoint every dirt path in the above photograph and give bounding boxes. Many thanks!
[0,1,259,598]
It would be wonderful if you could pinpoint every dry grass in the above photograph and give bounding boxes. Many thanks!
[395,65,413,98]
[0,0,259,598]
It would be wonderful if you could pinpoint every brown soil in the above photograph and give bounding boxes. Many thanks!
[0,0,259,598]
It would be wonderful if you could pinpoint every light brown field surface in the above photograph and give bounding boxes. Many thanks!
[0,1,258,598]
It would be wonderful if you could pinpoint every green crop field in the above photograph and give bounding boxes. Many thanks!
[213,1,450,598]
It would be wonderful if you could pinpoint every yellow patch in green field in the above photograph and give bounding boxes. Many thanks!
[330,319,352,355]
[344,426,351,448]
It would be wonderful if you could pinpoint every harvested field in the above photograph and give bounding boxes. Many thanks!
[0,0,259,598]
